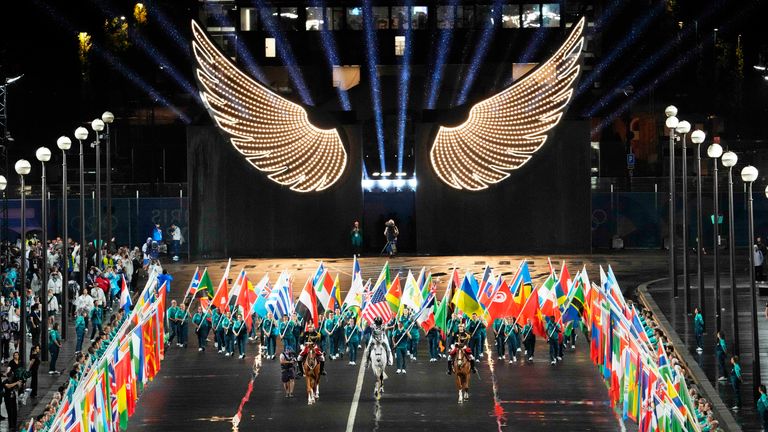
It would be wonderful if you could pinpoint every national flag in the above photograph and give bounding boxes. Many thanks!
[385,274,402,313]
[314,270,334,311]
[416,291,437,332]
[538,273,558,317]
[195,267,216,298]
[343,273,365,310]
[327,275,343,311]
[120,284,132,314]
[130,325,145,390]
[311,262,326,287]
[477,273,500,311]
[516,284,541,329]
[233,271,257,322]
[478,265,492,294]
[142,316,159,381]
[352,255,361,279]
[509,261,533,315]
[182,267,201,302]
[115,349,131,430]
[452,273,483,317]
[209,261,232,313]
[399,270,423,315]
[297,276,319,327]
[266,273,294,319]
[665,377,687,418]
[434,296,449,333]
[556,261,571,306]
[226,269,247,312]
[446,268,460,301]
[362,282,394,324]
[485,279,514,324]
[63,398,82,432]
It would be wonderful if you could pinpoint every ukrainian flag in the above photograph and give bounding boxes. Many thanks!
[452,273,483,317]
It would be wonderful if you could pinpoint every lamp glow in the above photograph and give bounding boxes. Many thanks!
[74,127,88,141]
[91,119,105,132]
[664,105,678,117]
[36,147,52,162]
[15,160,31,175]
[721,151,737,168]
[675,120,691,134]
[0,176,6,191]
[57,136,72,151]
[707,143,723,159]
[102,111,115,124]
[690,130,706,144]
[665,116,679,129]
[741,165,758,183]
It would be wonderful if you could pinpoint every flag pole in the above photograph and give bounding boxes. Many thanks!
[180,266,201,307]
[198,259,231,332]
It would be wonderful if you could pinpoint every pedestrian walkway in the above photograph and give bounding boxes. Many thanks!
[646,274,767,431]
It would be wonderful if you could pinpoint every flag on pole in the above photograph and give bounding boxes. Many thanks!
[343,273,365,310]
[195,268,215,299]
[452,273,483,317]
[362,281,393,324]
[120,284,132,313]
[485,279,514,324]
[209,260,232,312]
[416,290,436,332]
[399,270,423,315]
[385,273,402,313]
[556,261,571,306]
[315,270,334,311]
[298,277,319,328]
[182,267,201,303]
[266,272,294,319]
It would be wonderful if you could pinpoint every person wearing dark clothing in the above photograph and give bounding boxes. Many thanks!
[28,345,40,399]
[3,369,21,431]
[29,305,41,347]
[383,220,399,257]
[350,221,363,256]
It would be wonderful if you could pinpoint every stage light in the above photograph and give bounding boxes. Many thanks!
[255,1,313,105]
[755,65,767,71]
[379,179,392,190]
[192,21,347,192]
[362,0,386,172]
[382,171,392,177]
[372,172,380,177]
[430,18,584,191]
[361,179,375,190]
[408,178,418,189]
[396,3,414,173]
[312,0,352,110]
[396,172,406,177]
[394,179,406,189]
[456,0,504,105]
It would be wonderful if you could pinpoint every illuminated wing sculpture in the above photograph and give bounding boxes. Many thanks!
[191,21,347,192]
[430,18,585,191]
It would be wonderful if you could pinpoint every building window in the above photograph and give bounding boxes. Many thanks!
[502,5,520,28]
[542,4,561,27]
[240,7,258,31]
[346,7,363,30]
[411,6,428,29]
[395,36,405,56]
[211,34,237,60]
[373,6,389,29]
[522,4,541,28]
[436,6,455,29]
[265,37,276,57]
[475,5,493,28]
[200,4,237,32]
[457,6,475,29]
[277,7,299,31]
[306,7,324,30]
[391,6,408,29]
[327,7,345,30]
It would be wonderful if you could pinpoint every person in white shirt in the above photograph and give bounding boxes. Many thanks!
[90,285,106,310]
[47,288,59,318]
[169,224,183,261]
[74,289,94,318]
[48,270,63,304]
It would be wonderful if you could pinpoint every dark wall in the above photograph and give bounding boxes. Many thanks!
[188,125,363,258]
[414,120,592,254]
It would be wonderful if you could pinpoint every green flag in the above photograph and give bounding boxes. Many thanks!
[197,268,215,298]
[434,298,448,332]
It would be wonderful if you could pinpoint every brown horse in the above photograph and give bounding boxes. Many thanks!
[303,343,321,405]
[452,347,471,403]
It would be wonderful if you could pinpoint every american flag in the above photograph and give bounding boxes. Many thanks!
[362,283,393,324]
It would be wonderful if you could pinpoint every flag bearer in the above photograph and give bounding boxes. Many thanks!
[546,316,561,365]
[333,306,345,359]
[447,312,460,348]
[279,314,297,352]
[393,320,411,374]
[345,318,360,365]
[493,318,506,360]
[322,310,337,359]
[467,313,484,359]
[192,306,210,351]
[478,314,487,358]
[522,318,535,362]
[427,325,440,362]
[166,300,179,346]
[504,317,520,363]
[233,312,247,359]
[262,312,278,359]
[220,310,233,356]
[408,316,420,360]
[212,306,226,353]
[177,303,188,348]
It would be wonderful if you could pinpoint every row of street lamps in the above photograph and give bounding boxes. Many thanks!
[0,112,113,364]
[665,105,763,393]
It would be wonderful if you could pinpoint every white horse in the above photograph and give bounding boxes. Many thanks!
[368,338,390,399]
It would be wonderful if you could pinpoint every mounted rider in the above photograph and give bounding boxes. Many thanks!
[447,322,477,374]
[366,317,393,365]
[296,321,326,376]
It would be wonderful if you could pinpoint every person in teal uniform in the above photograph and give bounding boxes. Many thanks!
[344,318,360,365]
[467,313,483,359]
[693,307,705,352]
[322,310,337,359]
[393,320,411,374]
[220,310,233,356]
[545,316,561,365]
[48,322,62,374]
[177,303,189,348]
[166,300,180,346]
[332,307,345,360]
[757,384,768,430]
[504,317,520,363]
[715,331,728,381]
[192,306,210,351]
[262,312,278,359]
[493,318,506,360]
[212,306,226,352]
[478,314,487,358]
[89,299,103,342]
[407,315,420,359]
[426,325,440,361]
[522,318,535,362]
[350,220,363,256]
[447,312,460,348]
[279,314,297,352]
[730,355,742,410]
[292,313,304,344]
[75,310,87,353]
[233,312,247,359]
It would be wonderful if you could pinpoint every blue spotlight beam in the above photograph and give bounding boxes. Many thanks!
[585,3,722,117]
[89,0,199,100]
[254,0,313,105]
[592,0,627,34]
[362,0,386,172]
[31,0,190,123]
[310,0,352,110]
[518,27,549,64]
[396,0,414,173]
[201,7,268,85]
[591,4,754,135]
[575,1,665,98]
[145,1,192,60]
[424,0,459,109]
[455,0,504,105]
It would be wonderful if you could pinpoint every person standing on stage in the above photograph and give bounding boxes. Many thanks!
[166,300,179,346]
[522,318,535,362]
[350,221,363,257]
[546,316,561,365]
[493,318,506,360]
[393,320,411,374]
[280,347,297,398]
[447,312,460,349]
[262,312,278,360]
[322,310,337,359]
[504,317,520,363]
[427,325,440,362]
[693,307,704,352]
[177,303,189,348]
[384,220,399,258]
[279,315,297,352]
[332,306,345,360]
[467,313,483,359]
[192,306,210,352]
[715,332,728,381]
[221,311,234,356]
[233,312,247,359]
[345,318,360,365]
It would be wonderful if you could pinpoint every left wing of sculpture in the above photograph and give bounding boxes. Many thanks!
[429,17,585,191]
[191,20,347,192]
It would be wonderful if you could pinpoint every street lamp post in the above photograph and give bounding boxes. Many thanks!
[15,158,31,364]
[741,165,760,396]
[74,127,88,291]
[57,136,71,339]
[36,146,51,361]
[665,106,679,300]
[693,128,706,316]
[677,120,692,303]
[722,151,739,355]
[707,141,723,332]
[91,119,105,269]
[0,177,5,269]
[102,112,114,248]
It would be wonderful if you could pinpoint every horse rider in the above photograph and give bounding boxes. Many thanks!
[447,322,477,375]
[365,317,394,366]
[296,321,326,376]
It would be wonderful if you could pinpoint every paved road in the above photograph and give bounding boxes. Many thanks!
[130,254,665,431]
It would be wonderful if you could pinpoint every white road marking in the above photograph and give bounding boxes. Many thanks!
[345,349,368,432]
